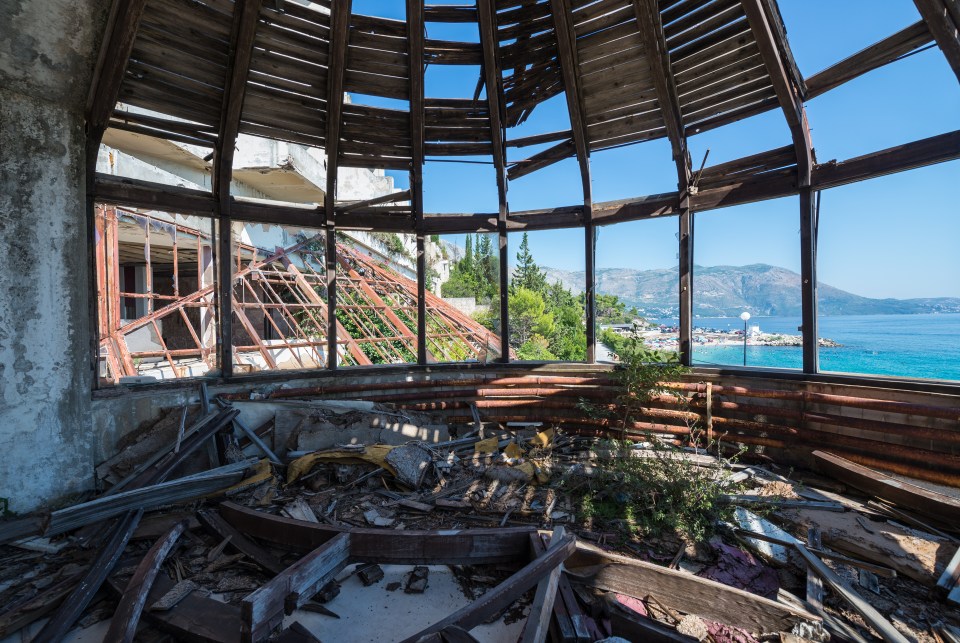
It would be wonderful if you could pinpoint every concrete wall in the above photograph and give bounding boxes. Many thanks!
[0,0,109,511]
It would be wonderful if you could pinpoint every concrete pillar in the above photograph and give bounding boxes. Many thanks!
[0,0,109,512]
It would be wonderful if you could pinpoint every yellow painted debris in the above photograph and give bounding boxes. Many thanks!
[529,427,555,448]
[474,436,499,454]
[287,445,397,484]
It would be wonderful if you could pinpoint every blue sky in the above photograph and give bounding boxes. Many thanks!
[359,1,959,299]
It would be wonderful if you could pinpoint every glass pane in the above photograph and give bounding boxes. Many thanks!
[336,234,419,365]
[231,221,329,373]
[96,204,217,384]
[507,229,586,361]
[692,197,802,370]
[817,161,960,381]
[428,234,503,363]
[594,217,679,362]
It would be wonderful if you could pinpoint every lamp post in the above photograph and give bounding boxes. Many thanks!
[740,311,751,366]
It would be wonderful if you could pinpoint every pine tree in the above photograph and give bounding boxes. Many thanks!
[512,232,547,293]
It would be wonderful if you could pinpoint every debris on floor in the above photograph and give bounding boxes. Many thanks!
[0,392,957,643]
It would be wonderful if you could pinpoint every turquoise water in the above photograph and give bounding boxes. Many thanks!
[656,313,960,381]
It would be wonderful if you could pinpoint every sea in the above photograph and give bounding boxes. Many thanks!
[651,313,960,382]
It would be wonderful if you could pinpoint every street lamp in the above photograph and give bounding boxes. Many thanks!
[739,311,751,366]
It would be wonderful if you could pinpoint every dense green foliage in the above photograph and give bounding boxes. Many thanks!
[440,233,499,303]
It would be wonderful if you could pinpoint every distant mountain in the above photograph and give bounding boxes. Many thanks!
[542,263,960,318]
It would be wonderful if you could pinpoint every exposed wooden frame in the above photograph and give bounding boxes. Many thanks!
[325,0,353,369]
[913,0,960,83]
[805,21,934,99]
[633,0,694,366]
[476,0,511,362]
[215,0,264,379]
[93,128,960,236]
[409,0,428,365]
[549,0,596,363]
[741,0,817,372]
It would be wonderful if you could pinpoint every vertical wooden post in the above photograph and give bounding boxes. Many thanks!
[325,0,352,369]
[409,0,427,365]
[477,0,510,362]
[678,209,693,366]
[800,188,819,373]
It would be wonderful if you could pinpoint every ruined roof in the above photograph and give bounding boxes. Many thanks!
[90,0,960,228]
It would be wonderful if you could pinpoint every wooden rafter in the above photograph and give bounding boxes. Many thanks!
[741,0,813,183]
[476,0,511,362]
[548,0,591,201]
[806,21,934,99]
[913,0,960,83]
[86,0,150,161]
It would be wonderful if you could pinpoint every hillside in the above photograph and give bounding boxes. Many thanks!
[542,264,960,318]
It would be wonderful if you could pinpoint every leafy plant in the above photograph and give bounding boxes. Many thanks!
[569,336,739,542]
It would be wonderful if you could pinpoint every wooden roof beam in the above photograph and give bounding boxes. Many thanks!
[86,0,150,164]
[325,1,352,216]
[549,0,592,203]
[913,0,960,83]
[633,0,691,188]
[216,0,264,207]
[741,0,813,185]
[805,21,934,99]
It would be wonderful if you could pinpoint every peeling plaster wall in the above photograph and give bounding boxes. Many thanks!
[0,0,110,511]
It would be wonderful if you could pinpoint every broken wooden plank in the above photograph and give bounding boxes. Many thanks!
[197,508,286,575]
[242,533,351,643]
[400,530,576,642]
[813,450,960,523]
[219,501,533,565]
[792,540,909,643]
[33,510,144,643]
[564,541,819,636]
[105,519,187,643]
[108,571,240,643]
[520,528,566,643]
[43,462,248,537]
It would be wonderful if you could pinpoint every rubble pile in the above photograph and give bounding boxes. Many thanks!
[0,388,958,642]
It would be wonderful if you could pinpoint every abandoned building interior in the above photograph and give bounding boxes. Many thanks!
[1,0,960,641]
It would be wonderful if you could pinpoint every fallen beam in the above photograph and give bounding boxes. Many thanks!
[400,531,577,642]
[564,541,819,636]
[33,510,144,643]
[520,528,566,643]
[793,541,909,643]
[105,520,188,643]
[242,533,351,643]
[813,450,960,524]
[219,501,533,565]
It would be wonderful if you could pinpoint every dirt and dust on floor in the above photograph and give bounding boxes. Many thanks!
[1,386,958,643]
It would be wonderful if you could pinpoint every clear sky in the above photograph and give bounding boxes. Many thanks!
[358,1,960,299]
